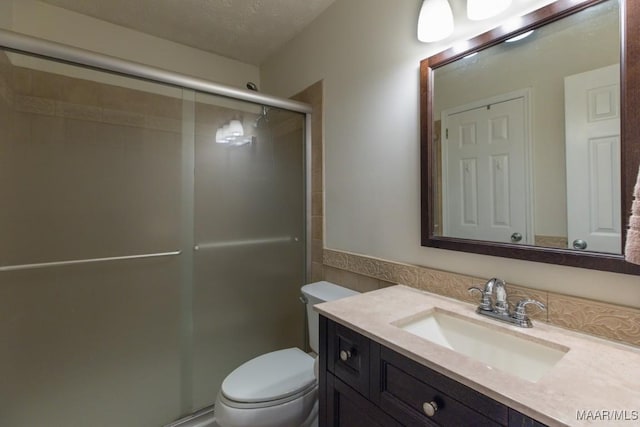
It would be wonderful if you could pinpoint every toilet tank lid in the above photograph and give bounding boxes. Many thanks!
[221,348,315,403]
[301,281,359,302]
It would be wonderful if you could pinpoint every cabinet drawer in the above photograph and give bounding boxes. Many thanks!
[327,321,371,398]
[374,347,508,426]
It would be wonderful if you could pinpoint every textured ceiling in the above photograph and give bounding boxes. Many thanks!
[39,0,337,65]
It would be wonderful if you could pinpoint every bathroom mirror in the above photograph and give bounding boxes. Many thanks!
[420,0,640,274]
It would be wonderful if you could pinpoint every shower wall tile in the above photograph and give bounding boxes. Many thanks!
[99,85,144,113]
[293,80,324,284]
[31,69,67,100]
[63,79,101,106]
[0,77,11,106]
[56,100,102,121]
[30,115,66,145]
[11,67,32,95]
[5,63,183,137]
[312,191,323,216]
[146,116,182,133]
[102,108,146,127]
[0,50,9,65]
[312,239,323,263]
[312,216,323,240]
[323,248,640,347]
[147,94,182,118]
[312,167,322,194]
[0,54,12,107]
[311,262,324,283]
[194,120,218,137]
[14,94,55,116]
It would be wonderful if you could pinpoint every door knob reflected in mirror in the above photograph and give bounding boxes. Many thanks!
[511,232,523,243]
[573,239,587,250]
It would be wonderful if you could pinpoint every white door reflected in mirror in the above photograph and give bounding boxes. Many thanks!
[441,91,530,244]
[565,64,621,254]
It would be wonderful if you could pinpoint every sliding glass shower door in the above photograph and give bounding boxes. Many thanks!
[191,93,306,409]
[0,48,306,426]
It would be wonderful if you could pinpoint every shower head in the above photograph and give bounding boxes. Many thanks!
[246,82,270,128]
[255,112,269,128]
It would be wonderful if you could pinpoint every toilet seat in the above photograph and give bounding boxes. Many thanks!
[220,348,316,408]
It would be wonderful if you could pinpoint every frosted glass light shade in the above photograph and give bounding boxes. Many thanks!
[223,124,234,141]
[228,119,244,137]
[467,0,511,21]
[215,128,227,143]
[417,0,454,42]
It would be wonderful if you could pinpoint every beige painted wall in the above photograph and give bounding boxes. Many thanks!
[1,0,259,89]
[261,0,640,308]
[0,1,11,30]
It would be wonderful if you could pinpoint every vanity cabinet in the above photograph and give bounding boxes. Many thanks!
[320,316,546,427]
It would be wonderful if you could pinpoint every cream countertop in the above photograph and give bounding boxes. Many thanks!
[315,285,640,427]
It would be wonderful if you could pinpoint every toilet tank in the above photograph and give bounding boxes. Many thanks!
[301,281,359,354]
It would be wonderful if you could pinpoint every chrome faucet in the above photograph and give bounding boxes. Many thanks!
[468,278,546,328]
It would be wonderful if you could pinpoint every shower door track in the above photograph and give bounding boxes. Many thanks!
[0,29,312,114]
[0,251,182,272]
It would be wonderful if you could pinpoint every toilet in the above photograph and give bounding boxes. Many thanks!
[214,281,359,427]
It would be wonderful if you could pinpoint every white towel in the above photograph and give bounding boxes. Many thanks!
[625,166,640,264]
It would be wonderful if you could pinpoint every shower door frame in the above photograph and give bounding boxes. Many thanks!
[0,28,313,418]
[0,28,313,283]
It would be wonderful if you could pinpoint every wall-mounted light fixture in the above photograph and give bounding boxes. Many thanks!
[215,119,253,146]
[467,0,511,21]
[418,0,513,43]
[417,0,454,42]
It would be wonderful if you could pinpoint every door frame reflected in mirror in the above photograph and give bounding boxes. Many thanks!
[420,0,640,274]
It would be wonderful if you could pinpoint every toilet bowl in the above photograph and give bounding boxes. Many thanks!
[214,281,359,427]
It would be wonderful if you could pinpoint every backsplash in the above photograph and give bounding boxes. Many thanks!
[323,248,640,347]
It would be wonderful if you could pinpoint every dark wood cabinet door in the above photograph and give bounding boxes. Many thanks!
[326,373,403,427]
[327,319,371,398]
[509,409,547,427]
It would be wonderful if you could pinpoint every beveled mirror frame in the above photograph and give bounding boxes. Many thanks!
[421,0,640,274]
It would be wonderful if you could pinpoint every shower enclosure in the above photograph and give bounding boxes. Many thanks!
[0,31,311,426]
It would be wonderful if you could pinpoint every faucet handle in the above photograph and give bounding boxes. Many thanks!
[513,299,546,327]
[468,286,492,311]
[493,279,509,315]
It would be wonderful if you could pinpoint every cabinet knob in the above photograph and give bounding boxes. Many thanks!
[339,349,352,361]
[422,401,438,417]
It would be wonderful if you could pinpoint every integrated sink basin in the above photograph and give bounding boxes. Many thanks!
[393,309,568,382]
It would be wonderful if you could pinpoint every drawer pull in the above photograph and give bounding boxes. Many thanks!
[422,401,438,417]
[339,349,352,361]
